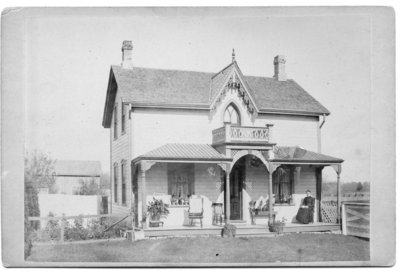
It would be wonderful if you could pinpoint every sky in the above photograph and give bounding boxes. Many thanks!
[24,8,371,182]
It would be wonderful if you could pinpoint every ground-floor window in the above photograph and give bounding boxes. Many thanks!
[121,160,126,205]
[113,163,118,203]
[273,166,293,204]
[167,163,195,205]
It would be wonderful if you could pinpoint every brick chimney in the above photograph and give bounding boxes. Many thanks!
[121,40,133,69]
[273,55,287,81]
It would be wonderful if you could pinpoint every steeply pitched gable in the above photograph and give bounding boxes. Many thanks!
[102,61,330,128]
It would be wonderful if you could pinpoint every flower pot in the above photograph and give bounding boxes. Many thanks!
[151,215,161,222]
[269,223,285,234]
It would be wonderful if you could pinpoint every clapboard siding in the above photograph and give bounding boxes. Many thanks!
[194,164,222,202]
[245,163,269,200]
[112,204,130,216]
[295,166,317,195]
[111,92,131,211]
[145,163,168,195]
[131,109,211,159]
[255,113,319,151]
[143,163,222,202]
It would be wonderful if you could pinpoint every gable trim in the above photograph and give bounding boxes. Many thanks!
[233,62,260,113]
[102,68,118,128]
[210,62,260,118]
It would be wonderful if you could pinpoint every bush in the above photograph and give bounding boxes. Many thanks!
[24,181,40,259]
[32,215,132,242]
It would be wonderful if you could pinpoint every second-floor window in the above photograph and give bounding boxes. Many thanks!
[114,163,118,203]
[121,160,126,205]
[113,104,118,139]
[223,104,241,125]
[121,103,125,134]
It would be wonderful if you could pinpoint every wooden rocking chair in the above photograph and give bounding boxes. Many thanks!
[188,195,204,228]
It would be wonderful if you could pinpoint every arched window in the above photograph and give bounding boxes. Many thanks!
[223,104,241,125]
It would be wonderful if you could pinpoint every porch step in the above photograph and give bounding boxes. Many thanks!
[229,220,247,224]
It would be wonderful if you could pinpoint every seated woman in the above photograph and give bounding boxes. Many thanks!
[296,190,315,224]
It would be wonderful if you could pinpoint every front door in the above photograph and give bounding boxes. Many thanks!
[229,160,244,220]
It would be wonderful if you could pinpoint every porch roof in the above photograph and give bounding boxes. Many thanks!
[272,146,344,164]
[132,143,232,163]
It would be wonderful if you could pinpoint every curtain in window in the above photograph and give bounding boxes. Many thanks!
[168,164,194,204]
[273,167,292,203]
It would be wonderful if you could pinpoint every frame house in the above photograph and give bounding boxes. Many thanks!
[102,41,344,237]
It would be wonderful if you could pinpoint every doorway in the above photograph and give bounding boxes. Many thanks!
[229,157,245,220]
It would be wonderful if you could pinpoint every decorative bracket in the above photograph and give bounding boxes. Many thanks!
[332,164,342,175]
[217,163,231,173]
[140,160,156,173]
[268,162,280,174]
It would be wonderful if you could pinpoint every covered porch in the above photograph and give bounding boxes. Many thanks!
[131,143,343,233]
[131,143,232,229]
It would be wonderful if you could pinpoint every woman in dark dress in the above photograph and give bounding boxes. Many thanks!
[296,190,315,224]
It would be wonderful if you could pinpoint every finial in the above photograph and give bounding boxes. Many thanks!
[232,48,236,62]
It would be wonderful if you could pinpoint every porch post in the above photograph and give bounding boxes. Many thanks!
[140,160,156,229]
[140,164,147,228]
[294,166,302,195]
[315,167,324,222]
[225,163,231,224]
[268,162,278,225]
[333,164,342,224]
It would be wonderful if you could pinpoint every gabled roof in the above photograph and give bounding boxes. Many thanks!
[272,146,343,163]
[55,160,102,177]
[103,61,330,128]
[132,143,232,163]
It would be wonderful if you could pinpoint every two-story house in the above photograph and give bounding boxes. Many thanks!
[102,41,343,233]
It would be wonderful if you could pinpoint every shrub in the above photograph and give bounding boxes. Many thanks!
[24,181,40,259]
[31,215,132,243]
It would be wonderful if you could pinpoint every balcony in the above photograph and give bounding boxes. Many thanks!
[212,124,274,145]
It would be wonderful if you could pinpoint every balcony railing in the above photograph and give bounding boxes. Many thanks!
[212,124,273,144]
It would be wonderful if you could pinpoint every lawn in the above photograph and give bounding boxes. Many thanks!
[28,234,369,264]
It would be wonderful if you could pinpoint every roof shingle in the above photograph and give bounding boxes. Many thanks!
[273,146,343,163]
[134,143,231,162]
[55,160,102,177]
[103,62,330,127]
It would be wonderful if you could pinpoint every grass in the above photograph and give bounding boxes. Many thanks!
[28,234,369,263]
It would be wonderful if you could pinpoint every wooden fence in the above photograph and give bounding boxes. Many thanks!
[28,213,125,243]
[341,202,370,238]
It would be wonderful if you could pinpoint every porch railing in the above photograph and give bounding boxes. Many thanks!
[212,124,273,144]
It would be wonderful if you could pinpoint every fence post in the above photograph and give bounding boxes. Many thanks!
[60,213,65,243]
[341,203,347,235]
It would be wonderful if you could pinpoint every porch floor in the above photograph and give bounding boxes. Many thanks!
[144,222,340,238]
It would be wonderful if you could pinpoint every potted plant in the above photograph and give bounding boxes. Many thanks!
[268,217,287,234]
[147,198,169,227]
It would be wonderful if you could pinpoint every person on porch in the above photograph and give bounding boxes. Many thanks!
[296,190,315,224]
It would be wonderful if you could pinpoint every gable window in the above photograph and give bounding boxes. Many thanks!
[121,103,125,134]
[113,163,118,203]
[273,166,293,204]
[121,160,127,205]
[223,104,241,125]
[113,104,118,139]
